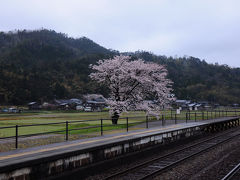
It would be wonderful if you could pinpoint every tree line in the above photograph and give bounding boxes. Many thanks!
[0,29,239,105]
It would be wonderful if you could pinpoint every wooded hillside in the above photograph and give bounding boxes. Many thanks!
[0,29,239,105]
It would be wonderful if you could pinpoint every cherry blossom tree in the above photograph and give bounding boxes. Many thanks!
[89,55,173,124]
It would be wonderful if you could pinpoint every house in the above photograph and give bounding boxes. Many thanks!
[232,103,239,108]
[83,94,106,111]
[188,103,203,111]
[70,98,82,106]
[174,100,191,109]
[28,102,42,110]
[84,100,105,111]
[8,107,21,113]
[42,102,57,110]
[188,103,196,111]
[195,103,203,110]
[54,98,82,110]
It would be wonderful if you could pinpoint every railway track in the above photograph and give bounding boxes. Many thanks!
[221,162,240,180]
[103,128,240,180]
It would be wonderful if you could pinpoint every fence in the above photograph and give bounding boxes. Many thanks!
[0,110,239,149]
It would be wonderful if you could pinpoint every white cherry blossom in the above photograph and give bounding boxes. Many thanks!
[90,55,173,124]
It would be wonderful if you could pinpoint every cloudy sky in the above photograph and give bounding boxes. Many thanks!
[1,0,240,67]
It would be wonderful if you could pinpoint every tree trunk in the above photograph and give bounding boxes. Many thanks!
[111,112,119,124]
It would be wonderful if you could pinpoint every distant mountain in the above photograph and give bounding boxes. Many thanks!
[0,29,239,105]
[0,29,115,104]
[0,29,113,64]
[130,51,240,105]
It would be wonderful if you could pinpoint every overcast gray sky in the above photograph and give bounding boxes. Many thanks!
[1,0,240,67]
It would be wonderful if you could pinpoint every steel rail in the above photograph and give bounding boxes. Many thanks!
[139,132,240,180]
[103,127,240,180]
[221,162,240,180]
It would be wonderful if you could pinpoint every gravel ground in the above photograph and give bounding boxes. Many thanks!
[83,127,240,180]
[154,132,240,180]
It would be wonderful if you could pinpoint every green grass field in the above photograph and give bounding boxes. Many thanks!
[0,109,239,138]
[0,109,239,152]
[0,111,147,138]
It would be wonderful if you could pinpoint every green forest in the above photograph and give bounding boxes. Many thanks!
[0,29,240,105]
